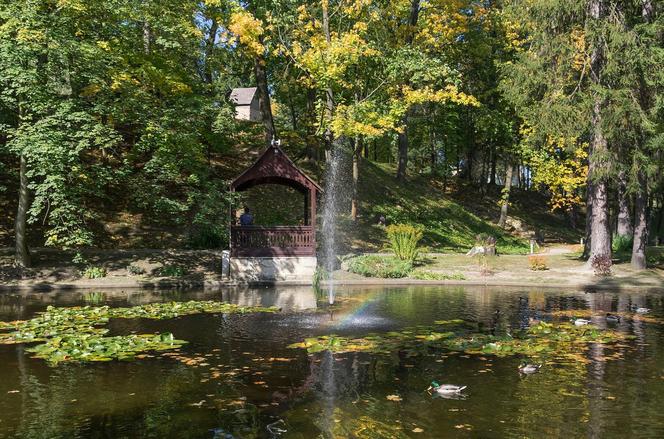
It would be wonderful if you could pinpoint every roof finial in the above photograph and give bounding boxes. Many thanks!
[271,136,281,148]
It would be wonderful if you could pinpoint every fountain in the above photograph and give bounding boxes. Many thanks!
[321,142,345,305]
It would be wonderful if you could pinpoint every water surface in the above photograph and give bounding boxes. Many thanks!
[1,286,663,438]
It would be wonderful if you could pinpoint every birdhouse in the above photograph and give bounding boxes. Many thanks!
[230,87,261,122]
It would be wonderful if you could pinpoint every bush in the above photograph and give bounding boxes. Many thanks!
[158,265,188,277]
[347,255,413,278]
[528,255,549,271]
[612,234,633,253]
[83,266,107,279]
[386,224,423,262]
[312,266,328,291]
[591,254,612,277]
[410,270,466,280]
[188,225,227,249]
[127,264,145,275]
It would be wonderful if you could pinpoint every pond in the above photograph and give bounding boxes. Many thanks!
[1,286,663,438]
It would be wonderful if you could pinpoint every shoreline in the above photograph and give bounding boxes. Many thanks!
[1,276,662,293]
[2,247,663,293]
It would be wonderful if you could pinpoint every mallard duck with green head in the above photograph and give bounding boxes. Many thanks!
[427,381,466,395]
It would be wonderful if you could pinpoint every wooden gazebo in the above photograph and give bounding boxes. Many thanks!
[230,143,321,258]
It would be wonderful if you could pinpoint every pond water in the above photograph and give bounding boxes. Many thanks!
[1,286,664,438]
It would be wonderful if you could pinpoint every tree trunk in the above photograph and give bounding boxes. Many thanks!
[305,88,317,161]
[143,22,151,55]
[203,18,218,83]
[396,125,409,181]
[616,170,633,237]
[498,161,514,228]
[395,0,420,181]
[586,0,612,265]
[254,55,275,147]
[489,144,497,186]
[322,0,335,162]
[631,172,648,269]
[351,137,361,221]
[15,154,31,268]
[586,105,612,263]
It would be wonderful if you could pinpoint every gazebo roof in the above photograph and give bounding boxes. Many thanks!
[230,144,322,193]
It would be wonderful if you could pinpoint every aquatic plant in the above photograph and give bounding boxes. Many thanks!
[0,301,279,365]
[83,291,106,305]
[26,333,186,365]
[288,321,631,364]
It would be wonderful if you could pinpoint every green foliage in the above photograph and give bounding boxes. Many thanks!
[158,265,187,277]
[83,266,107,279]
[346,255,413,278]
[187,225,226,249]
[613,234,634,253]
[83,291,106,305]
[528,255,549,271]
[385,224,423,262]
[27,333,187,365]
[127,264,146,276]
[409,270,465,281]
[0,301,279,365]
[312,266,327,292]
[288,321,629,364]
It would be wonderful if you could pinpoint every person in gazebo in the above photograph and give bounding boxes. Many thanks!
[239,207,254,226]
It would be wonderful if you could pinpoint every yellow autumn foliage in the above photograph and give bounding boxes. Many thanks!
[228,10,265,56]
[520,124,587,211]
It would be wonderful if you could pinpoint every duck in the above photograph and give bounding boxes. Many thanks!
[605,313,621,323]
[428,381,466,395]
[518,364,542,374]
[573,318,591,326]
[635,307,650,314]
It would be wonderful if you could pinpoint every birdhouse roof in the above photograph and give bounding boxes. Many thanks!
[230,87,258,105]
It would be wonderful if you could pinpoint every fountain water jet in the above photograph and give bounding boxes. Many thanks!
[321,143,346,305]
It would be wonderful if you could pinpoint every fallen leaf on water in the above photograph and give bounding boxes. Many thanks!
[386,394,402,402]
[412,427,424,433]
[7,390,19,394]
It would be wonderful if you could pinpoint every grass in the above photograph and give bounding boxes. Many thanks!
[346,255,413,278]
[340,160,542,254]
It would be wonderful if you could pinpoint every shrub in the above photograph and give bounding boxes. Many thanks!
[528,255,549,271]
[127,264,145,275]
[475,253,495,276]
[83,266,107,279]
[612,234,633,253]
[72,252,88,265]
[386,224,423,262]
[312,266,328,292]
[347,255,413,278]
[188,225,227,249]
[410,270,466,281]
[158,265,188,277]
[591,254,612,277]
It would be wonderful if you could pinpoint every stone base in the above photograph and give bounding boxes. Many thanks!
[230,256,317,283]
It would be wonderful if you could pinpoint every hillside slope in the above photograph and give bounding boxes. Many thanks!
[335,160,580,254]
[0,142,581,252]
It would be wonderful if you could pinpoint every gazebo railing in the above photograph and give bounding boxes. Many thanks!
[231,225,315,257]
